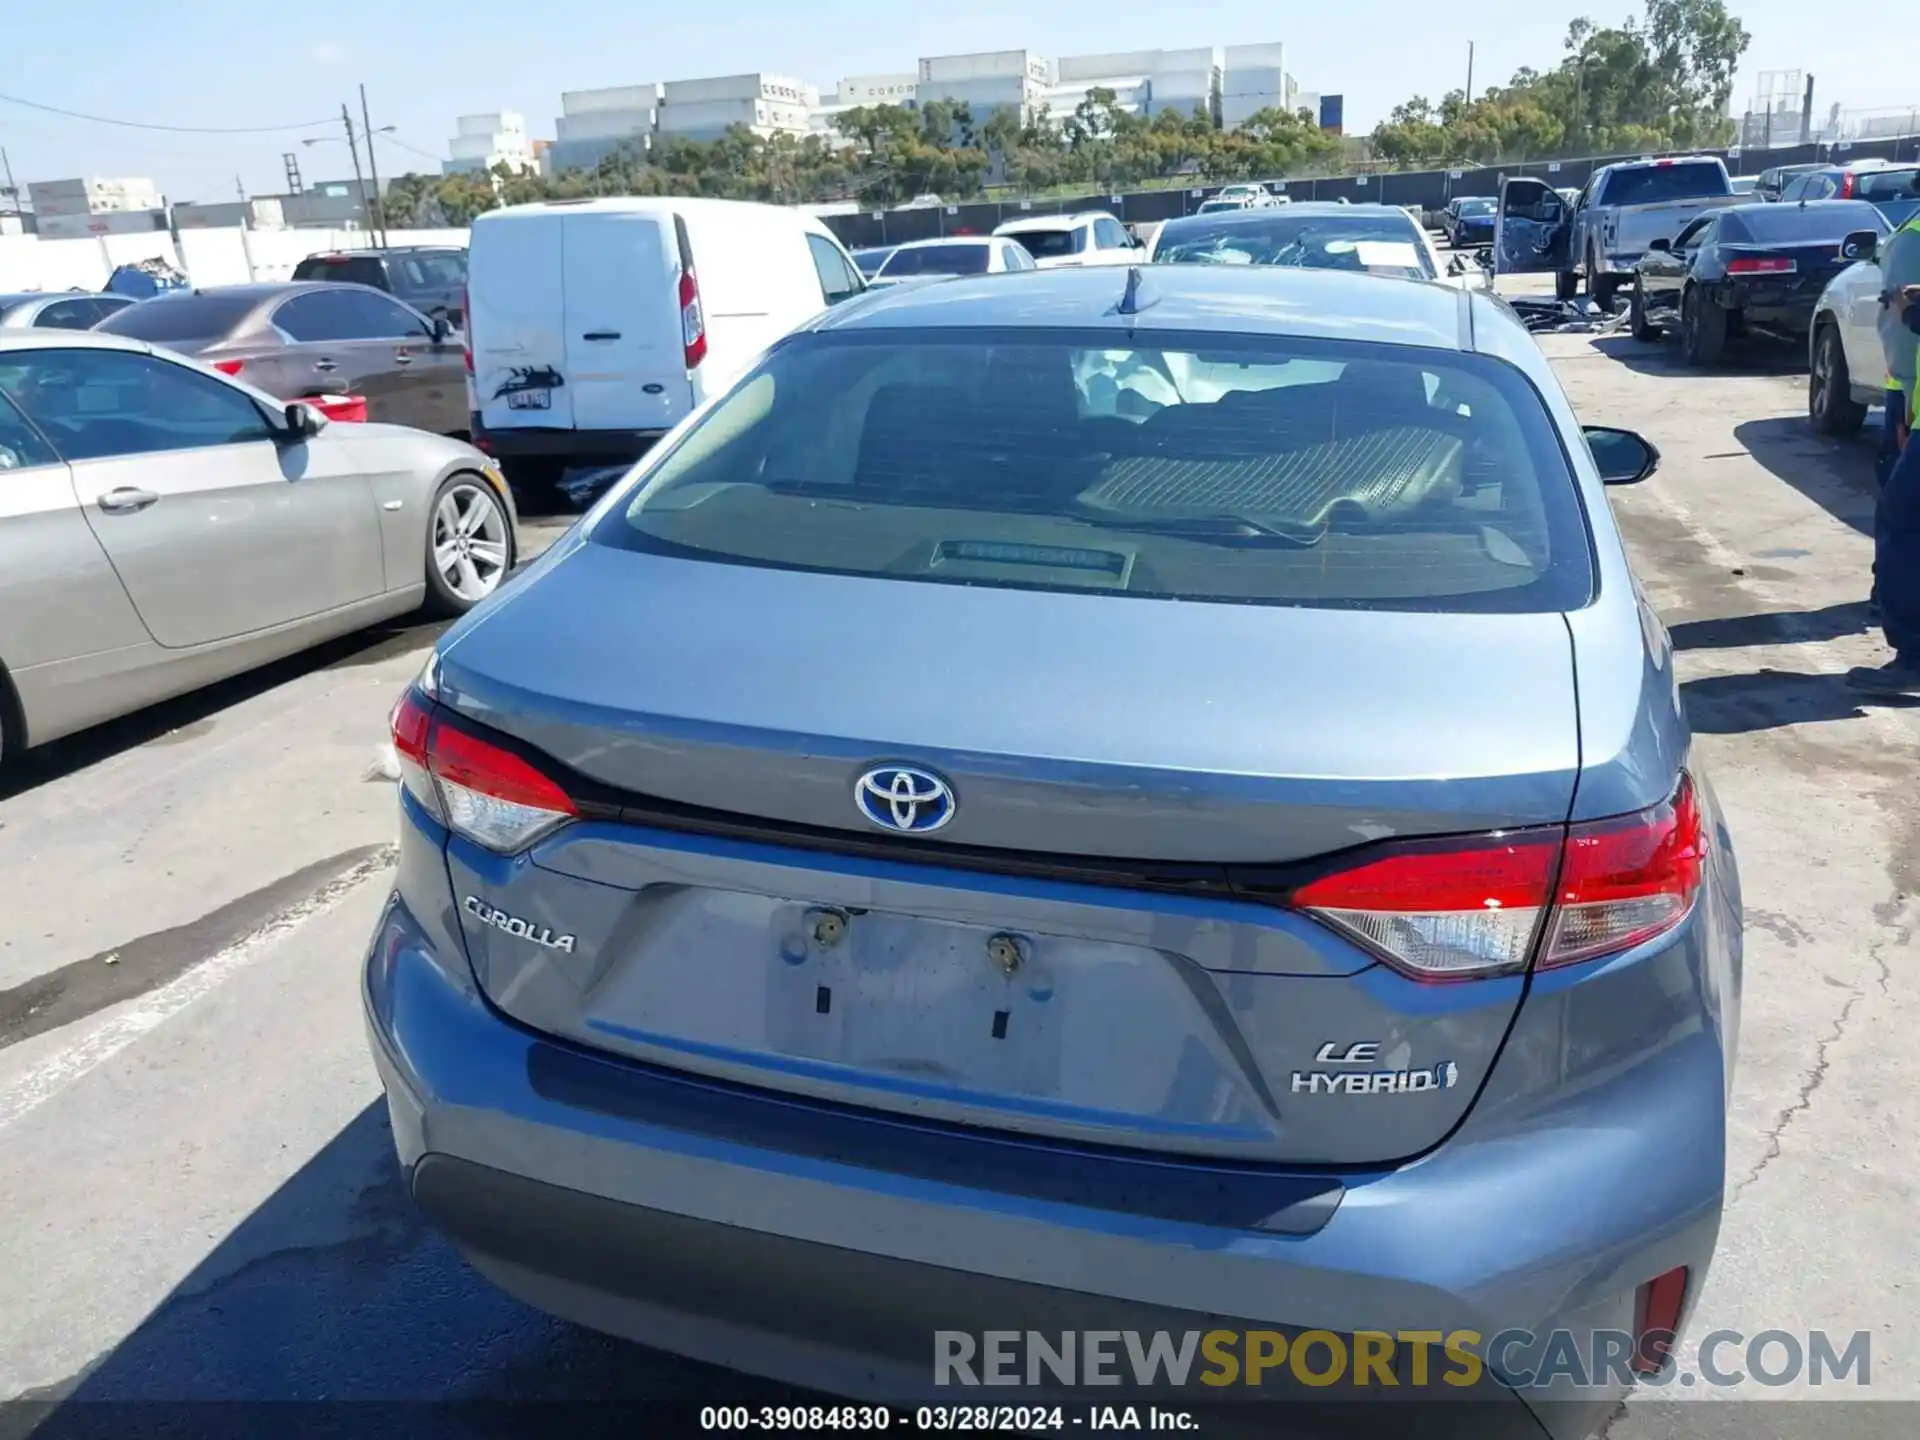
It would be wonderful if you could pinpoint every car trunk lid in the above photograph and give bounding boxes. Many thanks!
[435,543,1580,1163]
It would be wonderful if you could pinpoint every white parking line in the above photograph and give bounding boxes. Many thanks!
[0,846,395,1132]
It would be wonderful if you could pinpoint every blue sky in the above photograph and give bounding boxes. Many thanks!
[0,0,1909,200]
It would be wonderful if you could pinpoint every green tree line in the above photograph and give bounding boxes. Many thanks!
[378,0,1748,229]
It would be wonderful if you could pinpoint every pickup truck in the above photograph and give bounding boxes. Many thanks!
[1494,158,1743,306]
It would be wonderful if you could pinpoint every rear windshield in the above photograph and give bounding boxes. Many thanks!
[1005,227,1085,259]
[1719,204,1889,243]
[95,294,258,343]
[291,255,386,287]
[592,328,1594,614]
[879,244,994,278]
[387,251,467,297]
[852,249,895,277]
[1153,213,1435,281]
[1598,162,1730,207]
[1456,199,1495,216]
[1855,167,1920,202]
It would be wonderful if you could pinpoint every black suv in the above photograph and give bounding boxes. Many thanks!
[291,246,467,324]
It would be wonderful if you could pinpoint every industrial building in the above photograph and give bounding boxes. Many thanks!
[543,73,815,173]
[442,112,536,176]
[26,176,168,240]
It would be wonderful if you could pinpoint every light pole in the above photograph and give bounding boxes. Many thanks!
[304,123,394,239]
[360,85,387,246]
[1466,42,1475,106]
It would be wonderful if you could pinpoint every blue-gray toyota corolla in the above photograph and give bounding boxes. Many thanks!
[364,264,1741,1438]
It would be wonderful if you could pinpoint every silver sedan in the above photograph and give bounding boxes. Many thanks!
[0,330,518,760]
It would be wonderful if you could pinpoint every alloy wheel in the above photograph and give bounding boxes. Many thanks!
[432,483,510,603]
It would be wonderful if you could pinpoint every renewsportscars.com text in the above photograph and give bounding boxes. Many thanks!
[934,1329,1871,1391]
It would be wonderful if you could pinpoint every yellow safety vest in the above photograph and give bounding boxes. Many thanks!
[1898,214,1920,422]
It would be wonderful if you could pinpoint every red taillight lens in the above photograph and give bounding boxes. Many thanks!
[1292,831,1560,980]
[1726,256,1795,275]
[679,266,707,369]
[1632,1266,1690,1374]
[1290,775,1705,981]
[388,689,577,853]
[1539,774,1704,969]
[461,287,473,374]
[1839,173,1856,198]
[212,359,245,376]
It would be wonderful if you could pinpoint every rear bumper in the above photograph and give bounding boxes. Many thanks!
[363,828,1735,1437]
[471,419,665,463]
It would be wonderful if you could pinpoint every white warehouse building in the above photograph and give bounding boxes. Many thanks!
[442,112,535,176]
[548,84,661,173]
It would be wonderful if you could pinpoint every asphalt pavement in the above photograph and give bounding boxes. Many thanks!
[1,309,1916,1431]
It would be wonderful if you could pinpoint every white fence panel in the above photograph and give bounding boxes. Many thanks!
[0,226,470,292]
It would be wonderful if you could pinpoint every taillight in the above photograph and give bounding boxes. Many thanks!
[388,688,577,853]
[212,359,245,376]
[461,287,473,374]
[1632,1266,1690,1374]
[1290,775,1705,981]
[1539,774,1704,968]
[1839,173,1855,198]
[680,266,707,369]
[1726,256,1795,275]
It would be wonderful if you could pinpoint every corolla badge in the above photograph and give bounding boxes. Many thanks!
[463,895,576,952]
[854,765,955,834]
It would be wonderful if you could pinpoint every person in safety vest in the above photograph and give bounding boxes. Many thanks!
[1849,229,1920,697]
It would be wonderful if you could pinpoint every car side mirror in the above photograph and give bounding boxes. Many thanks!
[1648,237,1672,253]
[1584,426,1659,485]
[283,401,325,440]
[1840,229,1879,262]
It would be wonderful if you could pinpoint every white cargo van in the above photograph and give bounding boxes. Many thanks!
[464,197,868,494]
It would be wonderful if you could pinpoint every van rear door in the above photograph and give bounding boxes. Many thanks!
[470,211,575,432]
[562,210,691,433]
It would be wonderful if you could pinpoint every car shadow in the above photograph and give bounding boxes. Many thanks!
[1589,334,1809,379]
[1668,600,1876,652]
[1680,667,1917,735]
[1733,416,1880,538]
[4,1102,805,1436]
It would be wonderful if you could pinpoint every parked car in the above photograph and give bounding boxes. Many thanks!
[1754,162,1824,202]
[1213,183,1277,208]
[1150,201,1479,290]
[1196,197,1254,214]
[1729,176,1758,195]
[1776,159,1895,205]
[1629,199,1890,364]
[1842,164,1920,228]
[463,197,869,505]
[367,264,1736,1440]
[866,236,1035,285]
[1499,157,1740,306]
[1808,224,1896,434]
[0,292,134,331]
[850,246,897,279]
[992,211,1142,268]
[96,282,467,437]
[0,330,515,761]
[292,246,469,325]
[1443,196,1497,247]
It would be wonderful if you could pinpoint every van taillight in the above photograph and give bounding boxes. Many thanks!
[212,360,245,376]
[679,267,707,370]
[1839,173,1856,198]
[461,287,473,373]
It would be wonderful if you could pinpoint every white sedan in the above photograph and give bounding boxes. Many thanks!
[1808,240,1891,435]
[867,236,1036,286]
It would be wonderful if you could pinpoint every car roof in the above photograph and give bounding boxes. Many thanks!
[888,235,999,249]
[1161,201,1416,225]
[0,327,157,354]
[995,212,1114,234]
[1719,198,1880,218]
[807,264,1470,352]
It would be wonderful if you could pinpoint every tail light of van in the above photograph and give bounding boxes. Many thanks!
[212,360,245,376]
[679,267,707,370]
[1839,173,1856,199]
[1287,775,1706,981]
[460,287,473,374]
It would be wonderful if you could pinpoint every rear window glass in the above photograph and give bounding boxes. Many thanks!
[95,294,258,343]
[292,256,386,287]
[852,249,895,277]
[1856,168,1920,201]
[879,244,993,278]
[1005,228,1085,259]
[1455,199,1495,216]
[1153,213,1435,281]
[1719,204,1889,243]
[1598,163,1729,207]
[388,252,467,295]
[592,328,1594,614]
